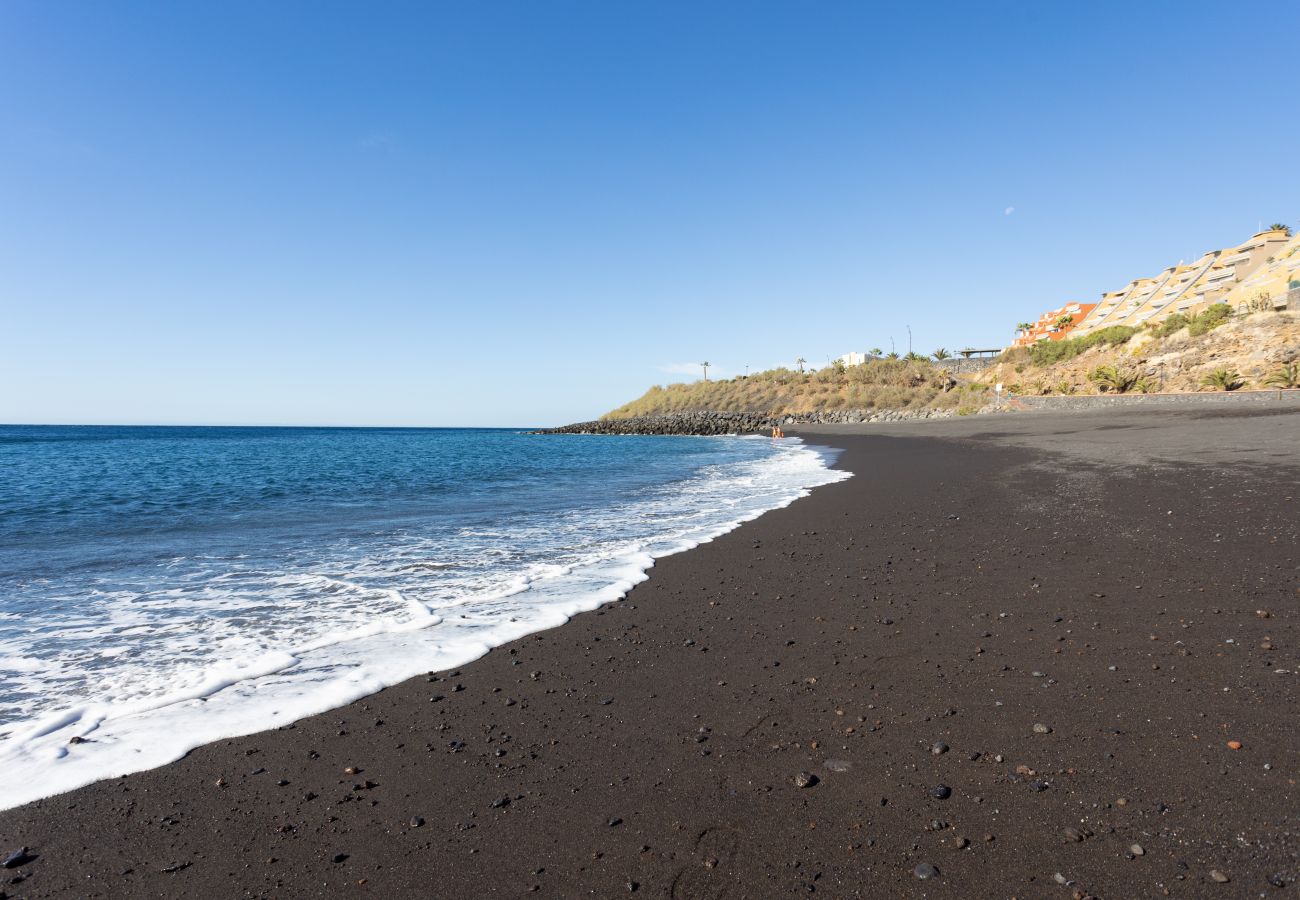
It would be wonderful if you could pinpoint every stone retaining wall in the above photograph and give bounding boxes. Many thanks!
[1007,389,1300,412]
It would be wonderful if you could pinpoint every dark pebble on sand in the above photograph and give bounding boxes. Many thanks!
[409,816,424,828]
[793,771,818,788]
[491,796,511,809]
[332,853,348,864]
[931,742,949,755]
[607,816,623,827]
[1031,780,1050,792]
[3,849,34,869]
[1268,874,1287,887]
[930,784,952,799]
[914,863,940,880]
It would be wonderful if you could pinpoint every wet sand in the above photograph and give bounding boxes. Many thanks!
[1,406,1297,898]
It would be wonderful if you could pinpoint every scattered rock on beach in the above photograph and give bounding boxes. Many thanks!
[1209,869,1230,883]
[490,796,511,809]
[931,741,949,755]
[1033,723,1053,734]
[793,771,818,788]
[930,784,952,799]
[913,862,940,880]
[3,848,35,869]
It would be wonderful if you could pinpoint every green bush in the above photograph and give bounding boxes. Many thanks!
[1187,303,1232,337]
[1149,313,1189,338]
[1027,325,1137,366]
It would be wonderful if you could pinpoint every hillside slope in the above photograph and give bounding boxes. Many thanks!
[602,360,988,420]
[980,309,1299,395]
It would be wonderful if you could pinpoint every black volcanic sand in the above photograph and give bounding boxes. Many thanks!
[2,407,1297,898]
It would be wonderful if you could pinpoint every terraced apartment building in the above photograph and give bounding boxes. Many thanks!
[1216,233,1300,313]
[1070,226,1294,336]
[1011,302,1097,347]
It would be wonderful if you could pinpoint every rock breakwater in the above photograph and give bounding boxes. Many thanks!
[539,408,959,435]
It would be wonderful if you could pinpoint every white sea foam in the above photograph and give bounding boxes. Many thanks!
[0,438,848,810]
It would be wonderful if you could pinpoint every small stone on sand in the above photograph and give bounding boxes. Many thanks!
[793,771,818,788]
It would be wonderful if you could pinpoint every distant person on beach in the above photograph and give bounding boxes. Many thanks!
[771,424,784,438]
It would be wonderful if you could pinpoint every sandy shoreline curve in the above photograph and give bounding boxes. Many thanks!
[1,406,1295,898]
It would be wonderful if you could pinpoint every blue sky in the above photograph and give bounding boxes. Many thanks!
[3,1,1298,426]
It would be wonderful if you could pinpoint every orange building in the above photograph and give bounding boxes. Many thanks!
[1012,302,1097,347]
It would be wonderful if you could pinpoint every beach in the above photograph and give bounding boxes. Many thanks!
[2,405,1296,898]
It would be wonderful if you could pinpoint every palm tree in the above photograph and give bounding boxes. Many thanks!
[1088,364,1139,393]
[795,357,806,373]
[1263,363,1299,389]
[869,347,882,357]
[1200,368,1243,391]
[1267,223,1293,237]
[700,361,710,381]
[1016,322,1033,335]
[904,351,927,362]
[932,348,951,360]
[886,351,899,360]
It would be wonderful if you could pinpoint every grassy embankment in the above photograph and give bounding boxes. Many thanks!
[602,359,989,420]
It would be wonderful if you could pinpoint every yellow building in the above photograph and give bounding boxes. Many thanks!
[1073,227,1293,335]
[1216,233,1300,312]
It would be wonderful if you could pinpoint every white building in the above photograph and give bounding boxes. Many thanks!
[838,351,867,367]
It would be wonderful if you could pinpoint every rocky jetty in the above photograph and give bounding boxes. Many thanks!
[538,408,958,435]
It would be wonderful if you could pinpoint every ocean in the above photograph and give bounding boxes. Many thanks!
[0,425,847,809]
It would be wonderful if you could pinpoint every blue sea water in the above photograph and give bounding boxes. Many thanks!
[0,425,846,808]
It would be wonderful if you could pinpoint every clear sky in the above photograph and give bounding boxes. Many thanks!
[3,1,1298,426]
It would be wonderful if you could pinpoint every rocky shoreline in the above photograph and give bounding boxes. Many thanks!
[538,407,959,435]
